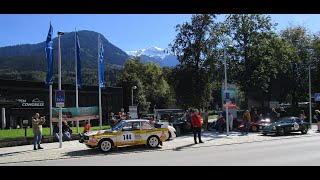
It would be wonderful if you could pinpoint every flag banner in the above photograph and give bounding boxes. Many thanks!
[99,39,105,88]
[45,23,53,85]
[76,31,82,88]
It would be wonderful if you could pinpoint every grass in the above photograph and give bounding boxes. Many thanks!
[0,126,110,139]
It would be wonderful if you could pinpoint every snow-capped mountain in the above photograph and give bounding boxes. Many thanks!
[126,46,179,67]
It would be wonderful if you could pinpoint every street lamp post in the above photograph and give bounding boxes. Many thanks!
[224,48,229,136]
[57,31,64,148]
[224,45,233,136]
[131,86,137,106]
[309,64,312,129]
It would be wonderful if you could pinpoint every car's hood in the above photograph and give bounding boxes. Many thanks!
[85,129,113,136]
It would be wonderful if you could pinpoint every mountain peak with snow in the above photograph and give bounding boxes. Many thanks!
[125,46,179,67]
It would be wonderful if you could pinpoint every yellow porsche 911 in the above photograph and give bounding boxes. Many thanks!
[79,119,169,152]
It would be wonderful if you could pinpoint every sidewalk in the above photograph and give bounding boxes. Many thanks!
[0,127,319,165]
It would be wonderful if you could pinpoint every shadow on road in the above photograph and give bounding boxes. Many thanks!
[63,144,162,158]
[0,147,60,158]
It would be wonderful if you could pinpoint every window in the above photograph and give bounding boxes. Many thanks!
[279,117,293,123]
[142,121,153,130]
[122,122,141,131]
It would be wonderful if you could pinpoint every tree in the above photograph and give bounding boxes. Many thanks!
[280,25,313,107]
[221,14,282,107]
[169,14,218,109]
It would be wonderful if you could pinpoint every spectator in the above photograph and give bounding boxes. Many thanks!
[259,114,263,121]
[242,110,251,135]
[32,113,45,150]
[191,109,203,144]
[120,108,125,117]
[315,110,320,133]
[270,108,278,123]
[228,112,233,131]
[109,112,116,127]
[126,112,132,120]
[84,121,90,133]
[216,113,225,133]
[186,110,192,123]
[62,121,72,141]
[203,110,209,131]
[279,107,289,118]
[253,110,259,122]
[53,123,60,141]
[299,110,307,121]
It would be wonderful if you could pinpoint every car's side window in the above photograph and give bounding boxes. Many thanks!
[122,122,132,131]
[132,122,141,130]
[142,122,153,130]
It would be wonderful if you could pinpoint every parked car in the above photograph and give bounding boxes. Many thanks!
[154,121,177,140]
[171,116,192,136]
[237,118,271,132]
[261,117,310,136]
[79,119,169,152]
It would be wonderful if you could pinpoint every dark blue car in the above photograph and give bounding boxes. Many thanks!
[261,117,310,136]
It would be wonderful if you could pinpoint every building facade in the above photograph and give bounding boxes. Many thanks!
[0,79,123,129]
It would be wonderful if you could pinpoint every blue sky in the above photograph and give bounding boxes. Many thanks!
[1,14,320,51]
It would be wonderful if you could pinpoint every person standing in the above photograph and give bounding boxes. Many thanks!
[32,113,45,150]
[109,112,116,127]
[299,110,307,121]
[279,107,289,118]
[203,110,209,131]
[228,112,233,131]
[126,112,132,120]
[314,110,320,132]
[270,108,278,123]
[53,123,60,141]
[191,109,203,144]
[242,110,251,135]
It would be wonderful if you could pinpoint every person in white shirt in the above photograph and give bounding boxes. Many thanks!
[228,112,233,131]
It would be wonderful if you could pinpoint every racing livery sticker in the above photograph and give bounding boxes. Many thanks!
[122,131,135,143]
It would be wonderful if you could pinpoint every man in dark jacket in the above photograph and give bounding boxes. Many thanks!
[279,107,288,118]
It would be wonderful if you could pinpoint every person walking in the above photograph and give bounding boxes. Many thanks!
[315,110,320,132]
[203,110,209,131]
[242,110,251,135]
[228,112,233,131]
[191,109,203,144]
[32,113,45,150]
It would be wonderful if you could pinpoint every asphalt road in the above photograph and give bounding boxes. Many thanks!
[8,133,320,166]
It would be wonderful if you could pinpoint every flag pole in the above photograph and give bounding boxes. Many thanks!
[75,28,79,133]
[98,33,102,130]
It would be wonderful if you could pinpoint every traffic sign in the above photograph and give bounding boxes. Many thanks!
[315,93,320,102]
[226,92,230,102]
[55,90,65,107]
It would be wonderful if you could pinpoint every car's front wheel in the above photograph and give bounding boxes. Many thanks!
[98,139,113,152]
[147,136,160,148]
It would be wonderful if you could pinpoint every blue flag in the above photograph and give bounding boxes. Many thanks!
[76,31,82,88]
[45,23,53,85]
[99,39,105,89]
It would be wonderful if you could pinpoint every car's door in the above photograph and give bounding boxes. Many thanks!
[121,122,135,145]
[140,121,155,143]
[281,118,294,132]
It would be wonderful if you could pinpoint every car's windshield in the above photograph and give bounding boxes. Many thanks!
[112,121,126,131]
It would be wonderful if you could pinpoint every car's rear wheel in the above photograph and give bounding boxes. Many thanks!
[147,136,160,148]
[276,128,285,136]
[251,125,258,132]
[98,139,113,152]
[301,126,308,134]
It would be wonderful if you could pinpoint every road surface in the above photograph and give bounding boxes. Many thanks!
[6,133,320,166]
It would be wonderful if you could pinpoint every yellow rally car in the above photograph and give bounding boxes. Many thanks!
[79,119,169,152]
